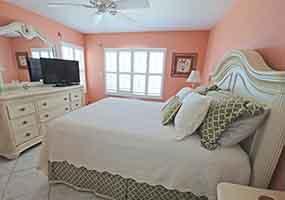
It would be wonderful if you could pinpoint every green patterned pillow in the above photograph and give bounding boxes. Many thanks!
[199,95,265,150]
[195,84,223,95]
[199,97,248,150]
[161,96,182,126]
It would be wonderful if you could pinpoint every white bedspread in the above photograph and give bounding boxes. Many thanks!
[46,97,251,200]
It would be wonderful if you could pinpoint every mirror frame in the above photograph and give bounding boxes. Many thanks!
[0,21,56,87]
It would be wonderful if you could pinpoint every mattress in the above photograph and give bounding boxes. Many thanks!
[45,97,251,200]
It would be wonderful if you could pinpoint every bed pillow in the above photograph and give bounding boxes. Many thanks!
[206,90,270,146]
[160,96,174,111]
[219,108,270,146]
[199,97,249,150]
[174,93,212,140]
[175,87,193,101]
[199,94,265,150]
[194,84,223,95]
[161,96,182,126]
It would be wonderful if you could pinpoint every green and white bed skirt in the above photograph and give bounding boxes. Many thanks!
[49,161,208,200]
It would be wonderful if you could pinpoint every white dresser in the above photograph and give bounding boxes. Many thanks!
[0,85,84,159]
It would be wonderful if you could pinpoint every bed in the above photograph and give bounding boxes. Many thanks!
[39,50,285,200]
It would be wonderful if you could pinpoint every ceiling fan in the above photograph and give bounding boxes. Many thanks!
[48,0,150,25]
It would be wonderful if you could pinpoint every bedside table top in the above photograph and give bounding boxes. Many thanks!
[217,183,285,200]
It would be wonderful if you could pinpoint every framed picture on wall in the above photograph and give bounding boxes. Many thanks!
[16,52,29,69]
[171,53,198,77]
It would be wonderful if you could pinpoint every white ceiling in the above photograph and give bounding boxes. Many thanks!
[6,0,234,34]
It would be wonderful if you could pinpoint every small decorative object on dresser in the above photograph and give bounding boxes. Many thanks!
[171,53,198,77]
[15,52,29,69]
[0,85,84,159]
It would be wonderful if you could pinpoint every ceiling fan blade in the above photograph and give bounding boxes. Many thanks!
[94,14,104,25]
[48,2,94,8]
[116,11,146,28]
[115,0,150,10]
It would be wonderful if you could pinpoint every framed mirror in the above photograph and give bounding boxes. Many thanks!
[0,17,56,87]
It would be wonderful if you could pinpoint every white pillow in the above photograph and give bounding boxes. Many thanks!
[176,87,193,102]
[174,92,212,140]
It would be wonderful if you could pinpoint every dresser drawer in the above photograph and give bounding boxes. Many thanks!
[14,126,39,146]
[71,101,82,111]
[11,114,37,131]
[7,102,35,119]
[39,104,71,122]
[37,94,69,111]
[70,90,82,102]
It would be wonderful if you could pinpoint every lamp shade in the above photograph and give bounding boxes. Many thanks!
[187,71,201,83]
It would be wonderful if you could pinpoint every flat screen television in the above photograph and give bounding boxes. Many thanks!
[27,58,43,82]
[40,58,80,86]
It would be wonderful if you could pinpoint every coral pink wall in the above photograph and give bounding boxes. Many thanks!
[0,2,84,45]
[0,37,17,82]
[85,31,209,102]
[0,1,84,82]
[203,0,285,190]
[203,0,285,80]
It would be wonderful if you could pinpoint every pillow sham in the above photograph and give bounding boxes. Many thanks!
[161,96,182,126]
[206,90,270,146]
[199,91,266,150]
[199,97,248,150]
[176,87,193,101]
[219,108,270,146]
[174,93,212,140]
[160,96,174,111]
[194,84,223,95]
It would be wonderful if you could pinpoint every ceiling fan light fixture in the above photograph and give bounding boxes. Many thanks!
[109,10,118,15]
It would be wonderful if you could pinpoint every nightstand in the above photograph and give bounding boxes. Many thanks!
[217,183,285,200]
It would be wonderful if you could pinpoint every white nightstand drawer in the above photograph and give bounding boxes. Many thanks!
[7,102,35,119]
[11,114,37,131]
[71,101,82,111]
[37,94,69,111]
[39,105,71,122]
[70,90,82,102]
[14,126,39,146]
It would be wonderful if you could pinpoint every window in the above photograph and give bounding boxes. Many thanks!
[61,42,86,90]
[31,48,54,59]
[105,48,166,98]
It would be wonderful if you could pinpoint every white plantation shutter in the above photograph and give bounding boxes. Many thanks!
[61,42,86,91]
[104,48,166,99]
[31,48,54,59]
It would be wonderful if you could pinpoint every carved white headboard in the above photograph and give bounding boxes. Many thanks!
[211,49,285,188]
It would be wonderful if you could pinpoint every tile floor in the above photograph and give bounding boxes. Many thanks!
[0,145,103,200]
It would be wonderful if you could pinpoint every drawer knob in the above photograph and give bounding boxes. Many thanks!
[74,95,78,98]
[76,104,79,107]
[44,114,49,118]
[25,132,31,137]
[19,107,26,112]
[64,97,68,101]
[65,107,69,111]
[22,121,28,125]
[42,102,47,106]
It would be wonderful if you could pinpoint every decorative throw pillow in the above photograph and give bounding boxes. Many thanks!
[160,96,175,111]
[194,84,222,95]
[199,89,266,150]
[161,96,182,126]
[199,97,248,150]
[174,93,212,140]
[205,90,269,146]
[176,87,193,102]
